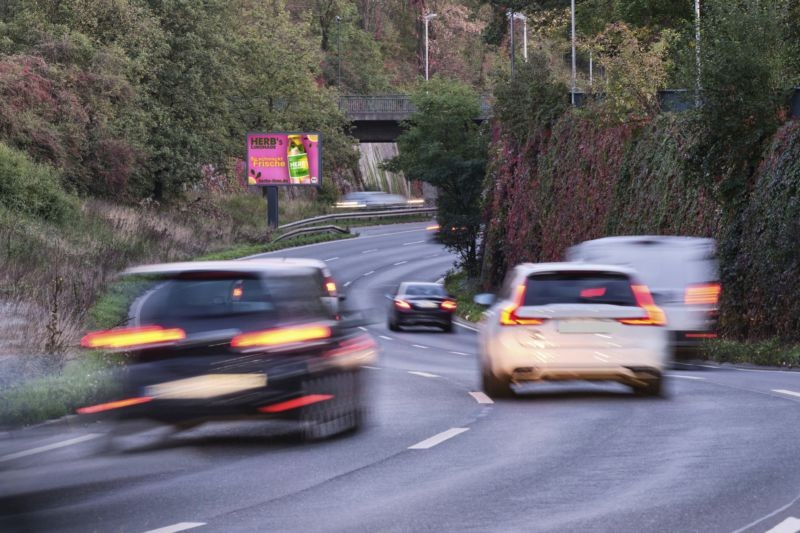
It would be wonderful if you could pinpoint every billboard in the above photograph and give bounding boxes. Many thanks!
[246,132,322,186]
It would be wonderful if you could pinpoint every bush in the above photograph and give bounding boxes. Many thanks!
[0,142,76,223]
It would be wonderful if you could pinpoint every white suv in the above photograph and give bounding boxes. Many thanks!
[475,263,670,398]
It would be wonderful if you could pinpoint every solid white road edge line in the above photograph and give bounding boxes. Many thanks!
[766,517,800,533]
[409,428,469,450]
[362,365,381,370]
[455,320,478,332]
[773,389,800,399]
[732,492,800,533]
[469,392,494,404]
[142,522,206,533]
[408,371,439,378]
[0,433,101,463]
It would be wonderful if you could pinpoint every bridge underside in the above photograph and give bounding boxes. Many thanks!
[350,120,405,143]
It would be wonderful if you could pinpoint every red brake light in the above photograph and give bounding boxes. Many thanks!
[77,396,152,414]
[685,283,721,305]
[500,284,546,326]
[440,300,457,311]
[258,394,333,413]
[394,299,412,309]
[618,285,667,326]
[580,287,607,298]
[231,325,331,349]
[80,326,186,350]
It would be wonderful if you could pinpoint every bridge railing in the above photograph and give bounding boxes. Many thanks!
[339,95,492,120]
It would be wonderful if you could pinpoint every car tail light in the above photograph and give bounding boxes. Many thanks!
[258,394,334,413]
[80,326,186,350]
[231,325,331,349]
[685,283,721,305]
[394,299,412,309]
[440,300,457,311]
[325,333,376,358]
[77,396,152,414]
[500,284,546,326]
[324,276,338,296]
[618,285,667,326]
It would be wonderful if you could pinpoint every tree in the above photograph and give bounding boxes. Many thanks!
[384,78,487,275]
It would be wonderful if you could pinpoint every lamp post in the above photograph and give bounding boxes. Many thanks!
[513,13,528,62]
[335,16,342,88]
[694,0,701,107]
[507,11,515,77]
[571,0,576,105]
[424,13,437,81]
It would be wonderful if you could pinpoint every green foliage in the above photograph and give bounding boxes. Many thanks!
[687,0,793,204]
[0,143,76,223]
[385,77,487,274]
[702,338,800,368]
[444,270,485,322]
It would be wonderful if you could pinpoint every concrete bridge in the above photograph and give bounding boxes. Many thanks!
[339,95,491,142]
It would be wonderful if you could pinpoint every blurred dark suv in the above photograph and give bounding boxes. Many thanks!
[79,260,376,440]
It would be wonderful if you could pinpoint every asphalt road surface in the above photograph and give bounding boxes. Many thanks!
[3,221,800,533]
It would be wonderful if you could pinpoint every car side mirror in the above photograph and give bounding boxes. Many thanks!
[473,293,496,307]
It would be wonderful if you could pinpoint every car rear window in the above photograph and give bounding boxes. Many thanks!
[135,271,326,330]
[404,284,446,297]
[524,272,637,307]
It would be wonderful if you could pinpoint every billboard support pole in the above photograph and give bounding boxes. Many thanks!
[265,186,279,230]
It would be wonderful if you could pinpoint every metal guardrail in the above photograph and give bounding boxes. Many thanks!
[278,207,437,231]
[274,225,350,242]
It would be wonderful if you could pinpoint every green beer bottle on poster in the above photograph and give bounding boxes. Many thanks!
[287,135,310,183]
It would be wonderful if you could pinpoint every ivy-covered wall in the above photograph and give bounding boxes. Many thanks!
[481,112,800,343]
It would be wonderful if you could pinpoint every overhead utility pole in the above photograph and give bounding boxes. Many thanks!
[513,13,528,62]
[695,0,702,107]
[424,13,437,81]
[571,0,576,105]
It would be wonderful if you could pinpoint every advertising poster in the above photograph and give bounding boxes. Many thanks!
[246,132,321,186]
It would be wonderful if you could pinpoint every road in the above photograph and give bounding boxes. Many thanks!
[2,221,800,533]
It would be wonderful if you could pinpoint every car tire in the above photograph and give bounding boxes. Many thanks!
[297,371,363,441]
[481,368,513,399]
[634,375,664,397]
[442,320,454,333]
[388,317,399,331]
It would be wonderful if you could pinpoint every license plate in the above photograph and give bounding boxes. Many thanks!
[557,320,612,334]
[416,301,438,309]
[145,374,267,399]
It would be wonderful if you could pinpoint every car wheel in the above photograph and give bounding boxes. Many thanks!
[388,317,399,331]
[634,375,664,397]
[442,320,454,333]
[481,368,513,399]
[297,371,363,441]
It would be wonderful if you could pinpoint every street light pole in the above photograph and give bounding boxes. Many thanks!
[571,0,576,105]
[335,16,341,88]
[424,13,437,81]
[695,0,702,107]
[513,13,528,62]
[508,11,515,77]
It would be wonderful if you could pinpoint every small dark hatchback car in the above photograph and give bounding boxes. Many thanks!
[386,282,457,332]
[79,260,376,441]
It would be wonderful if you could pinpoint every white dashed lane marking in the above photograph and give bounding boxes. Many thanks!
[343,281,352,287]
[408,371,439,378]
[324,257,339,262]
[450,351,469,356]
[142,523,206,533]
[666,374,706,381]
[361,249,379,254]
[411,344,428,349]
[766,516,800,533]
[469,392,494,404]
[0,433,101,463]
[363,271,375,277]
[379,335,393,340]
[362,365,381,370]
[773,389,800,399]
[402,240,425,246]
[408,428,469,450]
[393,261,408,266]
